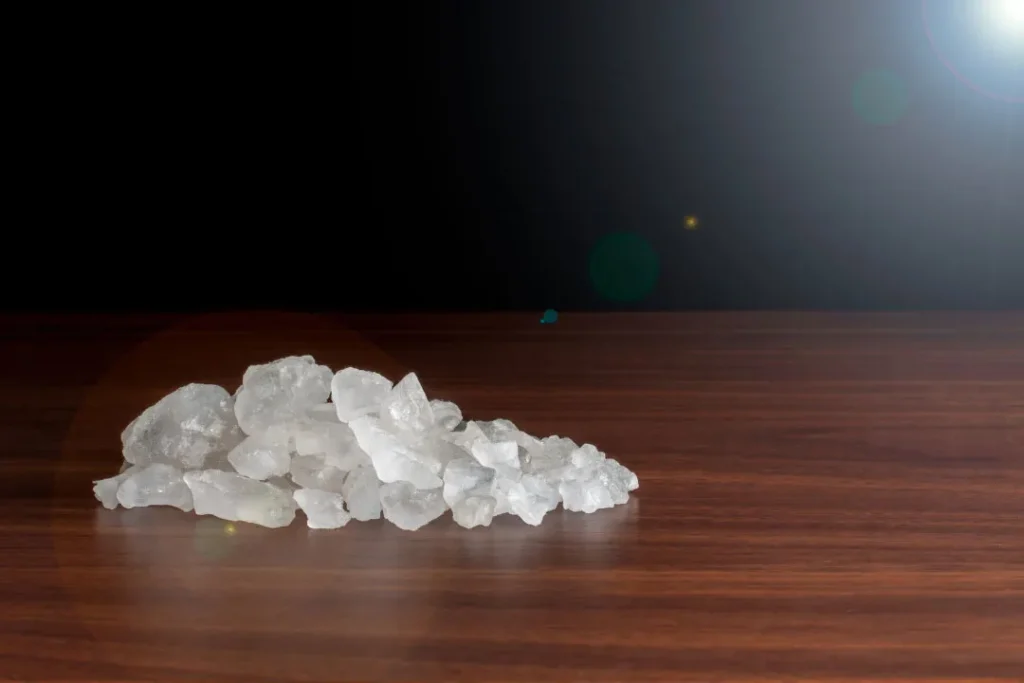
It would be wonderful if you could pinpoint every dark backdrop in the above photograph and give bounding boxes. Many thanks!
[21,0,1024,311]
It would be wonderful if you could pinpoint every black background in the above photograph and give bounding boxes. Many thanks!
[19,1,1024,312]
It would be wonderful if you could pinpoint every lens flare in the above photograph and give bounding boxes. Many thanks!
[922,0,1023,103]
[987,0,1024,34]
[981,0,1024,52]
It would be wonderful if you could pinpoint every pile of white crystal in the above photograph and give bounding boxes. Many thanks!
[93,356,638,531]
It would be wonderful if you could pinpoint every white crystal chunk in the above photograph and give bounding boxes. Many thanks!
[305,403,341,423]
[442,456,494,507]
[379,482,447,531]
[293,489,351,529]
[331,367,393,422]
[116,463,194,511]
[430,399,463,431]
[292,420,370,470]
[451,495,496,529]
[93,464,141,509]
[471,440,522,481]
[183,469,297,528]
[289,454,349,493]
[234,356,332,436]
[341,463,382,521]
[121,383,243,469]
[504,473,560,525]
[380,372,435,433]
[227,433,292,481]
[349,416,443,489]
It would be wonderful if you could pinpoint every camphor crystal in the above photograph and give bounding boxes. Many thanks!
[93,357,639,530]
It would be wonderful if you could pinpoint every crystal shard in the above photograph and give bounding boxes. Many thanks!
[442,456,494,507]
[380,372,435,433]
[116,463,194,511]
[430,399,463,431]
[289,454,348,493]
[227,433,292,481]
[603,457,640,492]
[522,435,576,478]
[234,356,332,436]
[121,383,243,469]
[451,495,496,529]
[471,440,522,481]
[379,482,447,531]
[506,473,560,525]
[183,469,297,528]
[293,489,351,529]
[349,416,443,489]
[331,367,392,422]
[93,465,141,509]
[291,420,370,470]
[305,403,341,423]
[341,463,382,521]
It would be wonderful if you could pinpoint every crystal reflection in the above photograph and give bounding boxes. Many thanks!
[89,496,640,575]
[455,497,641,570]
[84,497,641,678]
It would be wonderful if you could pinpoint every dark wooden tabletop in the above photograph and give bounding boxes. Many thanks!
[2,311,1024,682]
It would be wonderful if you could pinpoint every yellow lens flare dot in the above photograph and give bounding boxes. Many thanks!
[684,215,700,230]
[224,523,237,536]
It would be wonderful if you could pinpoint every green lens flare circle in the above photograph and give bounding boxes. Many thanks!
[851,69,910,126]
[588,232,660,303]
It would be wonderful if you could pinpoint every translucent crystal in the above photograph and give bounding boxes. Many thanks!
[451,495,496,529]
[489,475,515,516]
[430,399,463,431]
[227,433,292,480]
[289,454,348,493]
[202,450,237,472]
[331,367,392,422]
[293,489,351,529]
[305,403,341,423]
[557,458,631,513]
[505,473,560,525]
[93,465,141,509]
[116,463,194,511]
[379,372,435,433]
[379,481,447,531]
[234,356,333,436]
[471,440,522,481]
[604,457,640,492]
[474,418,521,442]
[121,383,243,469]
[183,469,297,528]
[568,443,606,475]
[559,477,616,513]
[349,416,443,489]
[522,435,577,478]
[442,456,494,507]
[291,420,370,470]
[341,463,382,521]
[443,420,489,451]
[265,475,300,493]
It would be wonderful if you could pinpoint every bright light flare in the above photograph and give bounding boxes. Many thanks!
[983,0,1024,40]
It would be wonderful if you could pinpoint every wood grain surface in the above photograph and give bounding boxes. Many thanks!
[2,311,1024,682]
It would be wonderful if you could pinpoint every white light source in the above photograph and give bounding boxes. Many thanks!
[985,0,1024,38]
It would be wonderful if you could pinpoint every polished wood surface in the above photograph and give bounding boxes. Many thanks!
[2,311,1024,682]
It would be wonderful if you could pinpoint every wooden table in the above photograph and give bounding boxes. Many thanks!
[3,311,1024,682]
